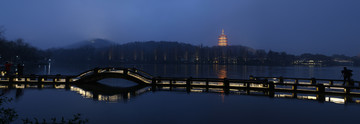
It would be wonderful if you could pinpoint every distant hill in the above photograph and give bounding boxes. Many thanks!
[64,38,116,49]
[121,41,194,48]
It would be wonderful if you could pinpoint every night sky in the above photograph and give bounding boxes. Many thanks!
[0,0,359,56]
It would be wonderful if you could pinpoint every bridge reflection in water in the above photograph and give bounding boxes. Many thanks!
[1,82,360,105]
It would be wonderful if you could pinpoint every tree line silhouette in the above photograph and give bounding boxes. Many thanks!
[49,41,360,66]
[0,30,359,67]
[0,34,49,68]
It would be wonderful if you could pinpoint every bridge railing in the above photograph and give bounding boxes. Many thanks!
[127,71,152,84]
[256,77,360,85]
[0,75,74,83]
[126,68,153,79]
[74,70,96,80]
[252,76,360,94]
[151,77,267,88]
[253,76,360,86]
[92,67,153,78]
[72,67,124,81]
[149,76,360,95]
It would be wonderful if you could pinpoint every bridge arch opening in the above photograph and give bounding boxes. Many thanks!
[98,78,139,88]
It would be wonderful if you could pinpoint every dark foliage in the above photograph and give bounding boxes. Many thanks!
[0,94,18,124]
[49,41,296,66]
[22,113,88,124]
[0,35,48,66]
[48,41,360,66]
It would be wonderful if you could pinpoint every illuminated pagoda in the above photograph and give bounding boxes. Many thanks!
[218,29,228,46]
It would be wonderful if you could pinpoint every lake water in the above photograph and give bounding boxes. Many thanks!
[3,64,360,124]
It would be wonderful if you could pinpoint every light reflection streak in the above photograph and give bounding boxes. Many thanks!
[162,87,170,90]
[274,94,293,98]
[15,84,25,88]
[215,65,227,79]
[54,84,66,89]
[297,95,317,100]
[326,97,345,104]
[190,89,204,92]
[71,86,94,99]
[0,85,8,88]
[221,93,225,103]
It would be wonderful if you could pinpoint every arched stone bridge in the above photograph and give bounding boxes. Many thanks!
[73,67,153,84]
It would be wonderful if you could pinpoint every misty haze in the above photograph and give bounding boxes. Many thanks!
[1,0,360,124]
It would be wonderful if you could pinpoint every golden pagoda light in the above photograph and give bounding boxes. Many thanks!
[218,29,228,46]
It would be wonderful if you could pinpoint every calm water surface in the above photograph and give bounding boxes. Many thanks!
[3,64,360,124]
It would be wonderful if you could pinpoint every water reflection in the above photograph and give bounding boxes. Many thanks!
[1,82,360,105]
[215,65,227,79]
[73,83,148,102]
[115,64,351,81]
[308,66,315,78]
